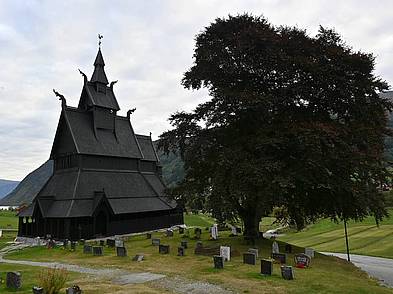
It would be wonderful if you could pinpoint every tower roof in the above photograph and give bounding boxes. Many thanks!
[90,48,109,84]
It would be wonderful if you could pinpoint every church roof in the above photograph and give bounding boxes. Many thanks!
[35,169,175,217]
[136,135,160,161]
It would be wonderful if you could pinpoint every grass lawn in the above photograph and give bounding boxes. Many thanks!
[0,210,18,230]
[279,209,393,259]
[183,213,215,227]
[4,230,392,293]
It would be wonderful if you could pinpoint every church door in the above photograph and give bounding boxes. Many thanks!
[95,210,107,236]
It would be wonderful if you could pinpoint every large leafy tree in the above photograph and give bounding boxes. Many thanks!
[159,14,391,238]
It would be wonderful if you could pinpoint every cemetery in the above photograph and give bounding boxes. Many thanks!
[0,221,391,293]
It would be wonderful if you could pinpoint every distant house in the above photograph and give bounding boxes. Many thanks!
[18,45,183,240]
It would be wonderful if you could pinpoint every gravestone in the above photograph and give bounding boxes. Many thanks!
[213,255,224,269]
[243,252,257,265]
[248,248,258,258]
[115,239,124,248]
[294,253,311,268]
[281,265,294,280]
[179,227,184,234]
[159,244,170,254]
[305,248,315,258]
[132,254,144,262]
[83,245,92,254]
[178,246,185,256]
[70,241,76,251]
[194,228,202,239]
[99,240,105,246]
[146,233,152,239]
[211,224,218,240]
[166,229,174,237]
[271,253,286,264]
[181,240,188,249]
[261,259,273,275]
[116,246,127,257]
[66,285,82,294]
[0,229,2,238]
[272,241,280,254]
[93,246,103,256]
[285,244,292,253]
[32,286,44,294]
[6,271,21,289]
[152,238,160,246]
[107,239,115,248]
[220,246,231,261]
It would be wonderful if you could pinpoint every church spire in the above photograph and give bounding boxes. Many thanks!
[90,35,109,84]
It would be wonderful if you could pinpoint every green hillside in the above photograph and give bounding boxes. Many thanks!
[279,209,393,259]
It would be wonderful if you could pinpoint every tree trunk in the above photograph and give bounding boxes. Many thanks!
[242,213,261,240]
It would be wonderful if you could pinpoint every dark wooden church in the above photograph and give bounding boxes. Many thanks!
[18,46,183,240]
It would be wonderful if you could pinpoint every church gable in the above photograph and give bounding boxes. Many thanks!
[50,113,77,159]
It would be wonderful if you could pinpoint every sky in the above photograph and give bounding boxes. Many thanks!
[1,0,393,180]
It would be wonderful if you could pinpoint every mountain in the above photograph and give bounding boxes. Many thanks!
[0,145,184,206]
[0,161,53,206]
[0,179,19,199]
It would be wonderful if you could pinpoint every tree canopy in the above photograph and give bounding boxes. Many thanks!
[159,14,392,238]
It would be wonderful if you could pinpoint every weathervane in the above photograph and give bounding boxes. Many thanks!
[98,34,103,48]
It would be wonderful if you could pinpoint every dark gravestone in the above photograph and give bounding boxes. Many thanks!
[159,244,170,254]
[83,245,92,254]
[66,285,82,294]
[32,286,44,294]
[285,244,292,253]
[181,240,188,249]
[132,254,145,262]
[179,227,184,234]
[6,271,21,289]
[272,253,286,264]
[146,233,152,239]
[116,246,127,257]
[70,241,76,251]
[243,252,257,265]
[107,239,115,247]
[178,246,185,256]
[248,248,258,258]
[294,253,311,268]
[99,240,105,246]
[93,246,103,256]
[213,255,224,269]
[152,238,160,246]
[261,259,273,275]
[281,265,294,280]
[194,228,202,239]
[166,229,174,237]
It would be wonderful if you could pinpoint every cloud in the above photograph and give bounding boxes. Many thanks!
[1,0,393,180]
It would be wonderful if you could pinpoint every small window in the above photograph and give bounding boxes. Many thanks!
[97,84,106,94]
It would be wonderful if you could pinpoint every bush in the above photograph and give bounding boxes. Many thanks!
[38,267,69,294]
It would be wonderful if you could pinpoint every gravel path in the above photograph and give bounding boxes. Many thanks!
[0,244,236,293]
[322,252,393,288]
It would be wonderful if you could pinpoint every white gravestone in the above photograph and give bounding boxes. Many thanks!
[272,241,279,254]
[220,246,231,261]
[211,224,219,240]
[305,247,314,258]
[0,229,2,238]
[231,226,238,236]
[115,239,124,248]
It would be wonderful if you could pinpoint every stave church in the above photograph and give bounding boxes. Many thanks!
[17,43,183,240]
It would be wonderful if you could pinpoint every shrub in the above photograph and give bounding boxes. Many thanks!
[38,267,69,294]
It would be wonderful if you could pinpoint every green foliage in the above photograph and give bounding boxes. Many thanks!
[37,267,68,294]
[160,14,392,238]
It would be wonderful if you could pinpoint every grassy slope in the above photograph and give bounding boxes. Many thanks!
[4,230,392,293]
[0,210,18,229]
[279,209,393,259]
